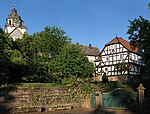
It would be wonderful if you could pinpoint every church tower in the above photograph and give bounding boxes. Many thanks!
[5,4,27,41]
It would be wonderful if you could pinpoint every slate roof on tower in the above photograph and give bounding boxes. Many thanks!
[5,5,27,40]
[5,6,26,29]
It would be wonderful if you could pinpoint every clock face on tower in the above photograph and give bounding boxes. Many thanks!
[15,19,18,23]
[11,19,19,26]
[14,19,19,26]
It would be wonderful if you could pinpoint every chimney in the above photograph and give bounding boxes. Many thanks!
[89,44,92,49]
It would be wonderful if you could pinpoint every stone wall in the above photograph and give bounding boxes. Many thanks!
[93,75,139,83]
[0,86,85,113]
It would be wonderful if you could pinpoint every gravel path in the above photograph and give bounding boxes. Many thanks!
[10,109,139,114]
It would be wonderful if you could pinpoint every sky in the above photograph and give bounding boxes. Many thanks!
[0,0,150,50]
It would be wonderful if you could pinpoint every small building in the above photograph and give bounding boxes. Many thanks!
[5,5,27,41]
[95,37,143,82]
[82,44,100,65]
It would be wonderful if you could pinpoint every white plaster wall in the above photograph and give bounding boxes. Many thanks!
[18,28,26,33]
[87,56,96,63]
[6,26,16,33]
[96,43,142,76]
[6,26,26,34]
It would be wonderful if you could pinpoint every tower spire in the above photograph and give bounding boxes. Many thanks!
[5,1,27,41]
[12,0,15,8]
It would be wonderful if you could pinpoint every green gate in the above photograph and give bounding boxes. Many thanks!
[102,88,137,110]
[90,92,96,108]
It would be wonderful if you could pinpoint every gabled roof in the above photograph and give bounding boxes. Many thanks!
[82,44,100,56]
[8,27,23,39]
[106,37,139,54]
[95,37,140,62]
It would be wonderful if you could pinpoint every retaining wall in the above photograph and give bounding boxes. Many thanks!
[0,86,85,113]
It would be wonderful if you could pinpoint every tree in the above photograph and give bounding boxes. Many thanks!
[148,2,150,9]
[127,16,150,78]
[2,32,30,83]
[24,26,72,82]
[15,34,34,61]
[51,44,95,82]
[11,26,72,82]
[0,26,95,83]
[0,28,10,84]
[32,26,71,58]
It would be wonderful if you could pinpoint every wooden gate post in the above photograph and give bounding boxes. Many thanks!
[85,94,91,109]
[95,91,102,110]
[137,83,145,112]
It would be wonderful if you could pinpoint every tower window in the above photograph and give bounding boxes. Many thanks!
[9,20,11,25]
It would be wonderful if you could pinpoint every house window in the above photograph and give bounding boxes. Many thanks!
[105,68,108,72]
[112,49,115,53]
[106,56,109,61]
[120,47,123,52]
[120,54,123,59]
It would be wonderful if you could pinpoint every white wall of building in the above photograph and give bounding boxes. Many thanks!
[96,43,142,76]
[6,26,26,34]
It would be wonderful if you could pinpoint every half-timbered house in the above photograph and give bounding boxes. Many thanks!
[95,37,143,82]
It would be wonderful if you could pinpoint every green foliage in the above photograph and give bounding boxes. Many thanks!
[80,83,93,94]
[127,16,150,78]
[148,2,150,9]
[52,43,95,82]
[105,82,124,91]
[114,62,129,74]
[32,26,71,58]
[9,27,70,82]
[15,83,56,88]
[62,76,78,86]
[0,28,11,84]
[5,49,26,65]
[15,34,34,60]
[0,28,8,62]
[0,26,95,84]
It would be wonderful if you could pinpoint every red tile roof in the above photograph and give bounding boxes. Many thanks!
[107,37,139,54]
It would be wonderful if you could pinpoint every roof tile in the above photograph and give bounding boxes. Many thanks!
[107,37,139,54]
[82,45,100,56]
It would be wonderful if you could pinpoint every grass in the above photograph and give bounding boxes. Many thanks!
[1,82,63,88]
[0,77,135,93]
